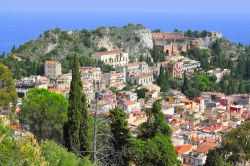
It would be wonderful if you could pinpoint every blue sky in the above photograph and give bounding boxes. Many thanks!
[1,0,250,14]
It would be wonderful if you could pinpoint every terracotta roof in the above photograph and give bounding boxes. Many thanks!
[124,101,135,106]
[49,88,61,94]
[195,142,217,153]
[181,98,193,103]
[175,144,194,155]
[45,61,60,65]
[192,137,204,142]
[181,121,190,125]
[95,50,127,56]
[193,97,204,102]
[11,125,21,131]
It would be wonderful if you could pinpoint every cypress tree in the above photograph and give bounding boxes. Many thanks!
[238,81,245,94]
[161,68,169,93]
[181,71,189,95]
[65,55,91,157]
[157,65,165,85]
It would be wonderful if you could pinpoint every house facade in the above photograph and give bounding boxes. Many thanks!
[91,50,129,68]
[44,61,62,79]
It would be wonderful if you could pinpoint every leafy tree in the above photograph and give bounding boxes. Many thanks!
[20,88,68,143]
[109,108,131,165]
[129,134,179,166]
[136,88,149,99]
[138,100,172,139]
[98,47,107,52]
[130,100,178,166]
[65,55,91,157]
[41,140,93,166]
[0,63,17,111]
[152,29,161,32]
[157,65,169,93]
[187,48,210,71]
[0,122,47,165]
[238,81,245,93]
[204,149,224,166]
[246,84,250,93]
[220,121,250,165]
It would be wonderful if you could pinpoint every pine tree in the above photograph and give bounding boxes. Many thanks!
[204,149,224,166]
[109,108,131,165]
[131,100,177,165]
[65,55,91,157]
[139,100,172,139]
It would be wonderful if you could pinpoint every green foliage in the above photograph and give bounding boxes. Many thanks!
[129,134,178,166]
[0,63,17,111]
[41,140,93,166]
[152,29,161,32]
[187,48,211,71]
[98,47,108,52]
[0,122,47,165]
[20,88,68,143]
[150,40,159,63]
[234,54,250,80]
[220,121,250,165]
[136,88,149,99]
[204,149,224,166]
[157,65,169,93]
[184,29,212,38]
[168,77,182,90]
[96,61,114,73]
[0,55,44,79]
[65,55,91,157]
[130,101,178,166]
[138,100,172,139]
[210,39,235,70]
[109,108,131,165]
[182,72,220,99]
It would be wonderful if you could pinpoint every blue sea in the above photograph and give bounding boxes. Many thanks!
[1,12,250,53]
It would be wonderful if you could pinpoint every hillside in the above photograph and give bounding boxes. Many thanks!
[1,24,247,79]
[13,24,153,61]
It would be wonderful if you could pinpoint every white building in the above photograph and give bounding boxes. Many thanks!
[102,71,125,88]
[119,100,141,113]
[129,73,154,86]
[91,50,129,68]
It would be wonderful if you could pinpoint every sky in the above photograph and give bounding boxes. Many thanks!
[1,0,250,14]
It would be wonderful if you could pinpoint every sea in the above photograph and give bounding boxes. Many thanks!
[0,12,250,53]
